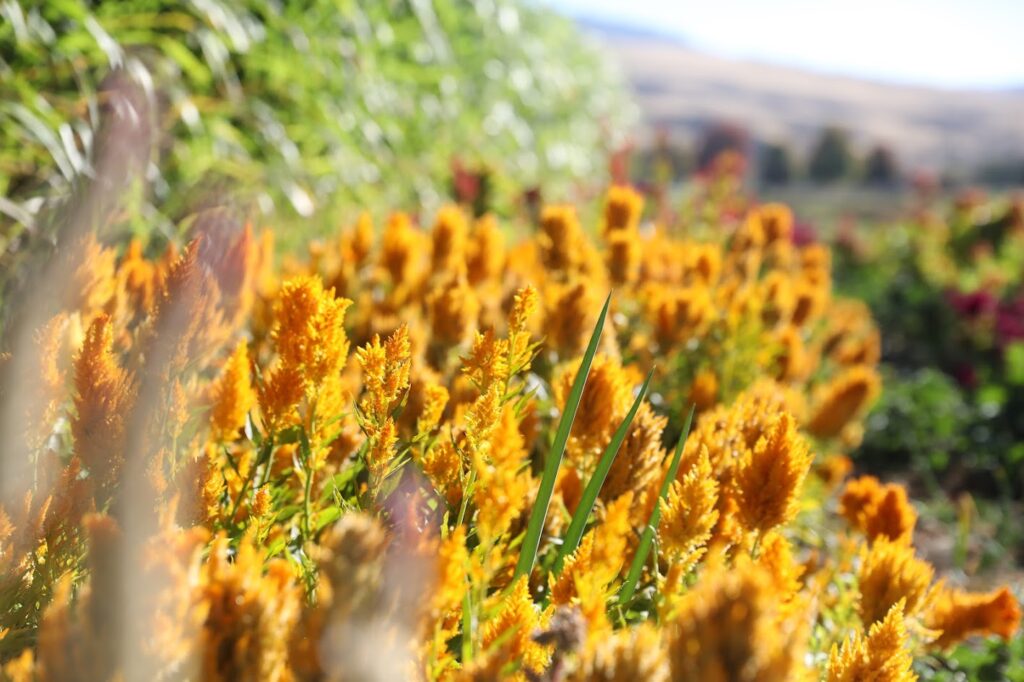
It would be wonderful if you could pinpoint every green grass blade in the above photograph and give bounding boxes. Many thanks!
[513,293,611,580]
[553,367,655,575]
[618,403,696,605]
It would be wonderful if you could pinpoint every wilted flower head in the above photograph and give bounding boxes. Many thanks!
[925,583,1021,650]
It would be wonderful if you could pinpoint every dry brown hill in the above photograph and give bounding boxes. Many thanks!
[595,28,1024,173]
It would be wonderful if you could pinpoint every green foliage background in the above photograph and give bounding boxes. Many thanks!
[1,0,635,251]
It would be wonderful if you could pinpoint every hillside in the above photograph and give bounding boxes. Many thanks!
[590,26,1024,173]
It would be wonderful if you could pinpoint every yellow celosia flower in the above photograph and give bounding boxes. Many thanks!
[432,526,469,617]
[687,369,719,411]
[545,280,601,357]
[421,438,464,507]
[429,274,480,347]
[381,212,423,287]
[666,560,806,681]
[607,232,641,286]
[272,275,352,388]
[201,536,302,681]
[828,600,917,682]
[209,341,255,441]
[462,328,509,392]
[480,576,551,679]
[734,412,812,534]
[364,417,399,482]
[570,623,667,682]
[464,384,503,451]
[554,354,633,470]
[756,531,805,607]
[416,383,449,435]
[357,325,412,423]
[857,537,934,626]
[601,402,666,506]
[602,184,644,235]
[659,447,718,570]
[758,203,794,244]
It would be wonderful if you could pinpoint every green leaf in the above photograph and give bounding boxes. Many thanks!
[1006,342,1024,385]
[618,404,696,605]
[553,367,655,575]
[513,292,611,580]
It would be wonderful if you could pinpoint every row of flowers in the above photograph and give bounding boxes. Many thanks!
[0,186,1018,680]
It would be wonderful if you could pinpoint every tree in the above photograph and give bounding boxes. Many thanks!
[808,127,853,184]
[864,145,900,186]
[759,142,793,186]
[696,122,748,172]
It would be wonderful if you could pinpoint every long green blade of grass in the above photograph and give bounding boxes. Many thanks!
[553,367,655,575]
[513,293,611,580]
[617,404,696,605]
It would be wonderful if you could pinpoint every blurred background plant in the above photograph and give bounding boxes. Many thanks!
[834,194,1024,499]
[0,0,634,264]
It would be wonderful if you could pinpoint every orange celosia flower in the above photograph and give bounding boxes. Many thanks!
[602,184,644,235]
[209,341,255,441]
[838,475,884,526]
[807,365,881,439]
[757,528,802,602]
[857,537,934,626]
[687,370,719,411]
[828,600,917,682]
[863,481,924,545]
[540,205,585,273]
[466,214,506,285]
[840,476,918,544]
[925,583,1021,650]
[430,204,469,275]
[72,314,137,498]
[734,412,813,534]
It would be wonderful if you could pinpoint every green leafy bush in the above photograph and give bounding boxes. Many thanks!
[1,0,634,250]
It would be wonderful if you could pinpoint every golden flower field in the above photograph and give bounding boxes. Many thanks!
[0,184,1019,681]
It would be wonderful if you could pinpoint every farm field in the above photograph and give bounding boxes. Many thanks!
[1,2,1022,681]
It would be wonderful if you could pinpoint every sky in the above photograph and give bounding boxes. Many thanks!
[543,0,1024,89]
